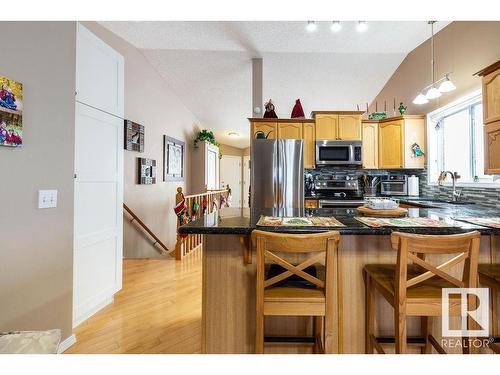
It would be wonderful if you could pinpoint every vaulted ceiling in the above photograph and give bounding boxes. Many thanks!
[100,21,449,148]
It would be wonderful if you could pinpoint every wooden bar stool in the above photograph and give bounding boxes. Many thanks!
[478,264,500,354]
[363,231,481,354]
[252,230,340,354]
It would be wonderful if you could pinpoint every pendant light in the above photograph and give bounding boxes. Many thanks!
[412,21,456,105]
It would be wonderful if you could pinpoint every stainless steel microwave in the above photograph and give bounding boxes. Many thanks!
[315,140,362,166]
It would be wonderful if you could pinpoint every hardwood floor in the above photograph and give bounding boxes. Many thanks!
[66,252,202,354]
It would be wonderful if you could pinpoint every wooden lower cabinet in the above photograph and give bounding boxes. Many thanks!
[485,120,500,174]
[378,120,403,169]
[362,121,378,169]
[303,123,315,169]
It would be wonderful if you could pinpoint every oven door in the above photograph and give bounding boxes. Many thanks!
[319,200,364,208]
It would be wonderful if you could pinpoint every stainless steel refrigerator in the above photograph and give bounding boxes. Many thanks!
[251,139,304,212]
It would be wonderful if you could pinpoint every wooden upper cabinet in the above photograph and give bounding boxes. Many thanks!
[303,123,315,169]
[362,121,378,169]
[338,115,362,140]
[482,69,500,124]
[277,122,303,139]
[484,121,500,174]
[252,122,277,139]
[315,115,338,140]
[378,120,403,169]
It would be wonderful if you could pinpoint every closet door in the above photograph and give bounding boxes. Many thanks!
[73,103,123,326]
[76,23,124,117]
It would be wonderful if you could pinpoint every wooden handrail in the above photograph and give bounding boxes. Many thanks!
[123,203,170,253]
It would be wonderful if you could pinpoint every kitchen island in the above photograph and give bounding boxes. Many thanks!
[178,204,500,354]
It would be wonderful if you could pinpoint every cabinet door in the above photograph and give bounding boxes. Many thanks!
[362,122,378,169]
[378,120,403,169]
[315,115,338,140]
[484,120,500,174]
[303,123,315,169]
[76,23,124,117]
[338,115,362,140]
[252,122,277,139]
[278,122,303,139]
[483,70,500,124]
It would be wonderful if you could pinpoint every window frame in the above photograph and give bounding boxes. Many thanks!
[426,89,500,188]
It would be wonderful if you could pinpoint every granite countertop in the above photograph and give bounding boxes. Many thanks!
[178,205,500,236]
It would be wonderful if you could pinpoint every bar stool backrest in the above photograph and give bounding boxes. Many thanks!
[390,231,481,291]
[252,230,340,290]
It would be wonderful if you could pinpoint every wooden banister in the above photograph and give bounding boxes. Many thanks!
[123,203,170,254]
[174,186,229,260]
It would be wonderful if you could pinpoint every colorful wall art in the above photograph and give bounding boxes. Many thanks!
[0,75,23,147]
[138,157,156,184]
[124,119,144,152]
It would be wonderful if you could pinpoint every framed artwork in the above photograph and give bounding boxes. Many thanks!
[138,158,156,184]
[164,136,184,182]
[0,75,23,148]
[124,119,144,152]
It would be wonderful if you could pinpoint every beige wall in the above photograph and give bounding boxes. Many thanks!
[371,22,500,115]
[0,22,76,340]
[83,22,201,258]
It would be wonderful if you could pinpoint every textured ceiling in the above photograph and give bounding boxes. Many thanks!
[100,21,449,148]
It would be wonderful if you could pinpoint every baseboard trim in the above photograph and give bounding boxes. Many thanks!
[73,296,114,328]
[58,334,76,353]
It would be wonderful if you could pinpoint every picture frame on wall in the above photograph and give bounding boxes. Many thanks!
[163,136,184,182]
[138,157,156,185]
[124,119,144,152]
[0,75,23,148]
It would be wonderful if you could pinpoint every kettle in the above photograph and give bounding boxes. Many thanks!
[254,130,272,139]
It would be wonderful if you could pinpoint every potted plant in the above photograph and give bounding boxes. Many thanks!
[194,130,219,148]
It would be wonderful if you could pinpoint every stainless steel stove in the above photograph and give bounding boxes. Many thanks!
[311,174,364,208]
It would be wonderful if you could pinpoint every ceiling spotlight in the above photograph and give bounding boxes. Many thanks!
[331,21,342,32]
[356,21,368,32]
[228,132,240,137]
[306,21,317,32]
[438,74,456,93]
[412,92,429,105]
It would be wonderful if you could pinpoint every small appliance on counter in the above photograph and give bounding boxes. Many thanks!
[380,174,408,196]
[408,175,420,196]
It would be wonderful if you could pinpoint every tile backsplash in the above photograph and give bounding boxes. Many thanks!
[306,167,500,208]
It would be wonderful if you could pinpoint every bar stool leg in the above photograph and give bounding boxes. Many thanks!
[255,311,264,354]
[324,308,334,353]
[364,270,375,354]
[394,307,407,354]
[314,316,324,353]
[421,317,431,354]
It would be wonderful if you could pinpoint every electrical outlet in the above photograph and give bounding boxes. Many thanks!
[38,190,58,209]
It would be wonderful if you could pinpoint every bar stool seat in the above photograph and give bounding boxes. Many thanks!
[365,264,462,313]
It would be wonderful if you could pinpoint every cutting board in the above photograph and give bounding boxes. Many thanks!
[357,205,408,217]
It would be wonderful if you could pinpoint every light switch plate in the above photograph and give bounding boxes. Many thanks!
[38,190,58,209]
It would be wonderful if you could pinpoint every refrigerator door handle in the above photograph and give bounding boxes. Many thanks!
[273,141,278,209]
[278,140,285,210]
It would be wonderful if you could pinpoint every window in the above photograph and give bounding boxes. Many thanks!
[427,90,499,185]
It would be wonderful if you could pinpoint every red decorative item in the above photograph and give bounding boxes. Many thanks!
[291,99,305,118]
[263,99,278,119]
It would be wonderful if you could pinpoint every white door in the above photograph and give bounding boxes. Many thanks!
[206,144,219,190]
[73,103,123,327]
[220,155,242,207]
[76,23,124,117]
[242,155,250,208]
